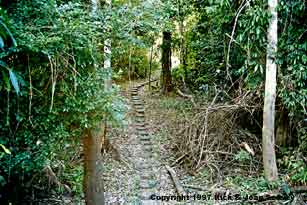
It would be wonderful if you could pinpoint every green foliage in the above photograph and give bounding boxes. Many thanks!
[279,150,307,185]
[0,144,11,155]
[276,0,307,152]
[225,176,281,196]
[234,150,252,163]
[186,0,306,153]
[186,0,234,88]
[111,0,165,80]
[0,0,126,202]
[172,65,186,82]
[0,11,20,95]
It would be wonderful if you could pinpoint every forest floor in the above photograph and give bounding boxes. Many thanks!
[102,81,246,204]
[100,81,306,205]
[103,82,181,204]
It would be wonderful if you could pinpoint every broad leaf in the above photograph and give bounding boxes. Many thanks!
[9,69,20,95]
[0,144,11,154]
[0,36,4,49]
[0,20,17,47]
[0,60,8,69]
[1,70,10,91]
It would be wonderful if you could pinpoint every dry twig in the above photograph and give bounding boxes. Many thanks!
[165,165,186,196]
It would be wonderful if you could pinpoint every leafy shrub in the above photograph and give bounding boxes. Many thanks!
[279,150,307,185]
[0,0,125,202]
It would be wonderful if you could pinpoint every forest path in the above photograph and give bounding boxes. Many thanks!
[130,85,158,204]
[104,82,180,204]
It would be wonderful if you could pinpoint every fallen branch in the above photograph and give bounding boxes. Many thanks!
[183,184,208,192]
[44,165,72,194]
[291,186,307,193]
[165,165,187,195]
[196,92,221,168]
[176,88,196,107]
[171,153,188,167]
[137,79,158,88]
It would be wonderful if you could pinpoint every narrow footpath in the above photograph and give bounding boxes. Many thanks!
[131,85,158,204]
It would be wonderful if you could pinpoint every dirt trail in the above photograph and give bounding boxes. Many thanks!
[131,85,158,204]
[104,83,179,204]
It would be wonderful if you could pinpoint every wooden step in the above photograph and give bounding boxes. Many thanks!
[139,179,156,189]
[142,141,152,146]
[139,136,151,141]
[136,113,145,118]
[143,146,153,152]
[133,101,144,105]
[139,190,155,201]
[140,172,155,180]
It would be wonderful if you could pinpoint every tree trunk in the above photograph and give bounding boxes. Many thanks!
[161,31,173,94]
[262,0,278,181]
[82,1,106,204]
[82,128,105,205]
[178,0,187,82]
[148,43,154,91]
[104,0,112,91]
[128,46,132,82]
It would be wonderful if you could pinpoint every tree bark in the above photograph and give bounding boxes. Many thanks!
[262,0,278,181]
[104,0,112,91]
[82,128,105,205]
[128,46,132,82]
[161,31,173,94]
[81,1,106,204]
[148,43,154,91]
[178,0,187,81]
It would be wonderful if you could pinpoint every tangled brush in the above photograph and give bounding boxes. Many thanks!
[172,90,264,180]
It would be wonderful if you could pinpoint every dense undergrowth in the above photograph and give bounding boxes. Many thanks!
[0,0,126,203]
[0,0,306,204]
[171,0,307,187]
[146,90,306,204]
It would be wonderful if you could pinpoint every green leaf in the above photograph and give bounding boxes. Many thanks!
[0,60,8,69]
[0,144,11,154]
[0,36,4,49]
[1,70,10,91]
[0,20,17,47]
[0,175,6,186]
[9,69,20,95]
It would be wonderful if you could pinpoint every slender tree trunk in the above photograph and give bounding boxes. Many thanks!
[82,1,110,204]
[83,129,105,205]
[91,0,98,14]
[82,1,105,204]
[178,0,187,81]
[104,0,112,91]
[128,46,132,82]
[262,0,278,181]
[148,43,154,91]
[161,31,173,94]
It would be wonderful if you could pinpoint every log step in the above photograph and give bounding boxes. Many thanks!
[139,179,157,189]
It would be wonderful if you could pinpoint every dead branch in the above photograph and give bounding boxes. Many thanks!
[183,184,208,192]
[196,92,221,168]
[165,165,186,196]
[176,88,196,107]
[137,79,158,88]
[43,165,72,194]
[171,153,188,167]
[225,0,250,84]
[291,186,307,193]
